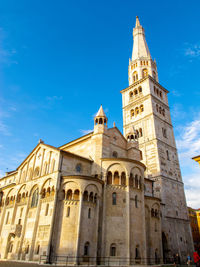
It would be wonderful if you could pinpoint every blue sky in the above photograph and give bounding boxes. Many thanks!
[0,0,200,207]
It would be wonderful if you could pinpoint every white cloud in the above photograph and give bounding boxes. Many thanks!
[171,103,186,121]
[176,117,200,208]
[184,43,200,59]
[46,96,63,101]
[0,121,11,136]
[79,129,93,135]
[0,28,18,65]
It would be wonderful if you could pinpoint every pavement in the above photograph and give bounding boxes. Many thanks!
[0,261,49,267]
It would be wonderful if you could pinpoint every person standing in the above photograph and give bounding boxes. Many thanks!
[187,254,191,266]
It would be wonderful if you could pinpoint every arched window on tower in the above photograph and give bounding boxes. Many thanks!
[130,109,135,118]
[135,107,139,115]
[133,71,138,82]
[138,86,142,93]
[99,118,103,124]
[134,89,138,96]
[139,128,143,137]
[140,105,144,112]
[142,68,148,78]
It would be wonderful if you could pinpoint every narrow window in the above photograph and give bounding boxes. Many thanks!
[88,208,91,219]
[135,245,140,259]
[26,245,29,254]
[110,244,116,256]
[45,203,49,216]
[166,150,170,160]
[18,218,21,225]
[66,206,70,217]
[135,195,138,208]
[84,242,90,256]
[112,192,117,205]
[112,151,118,158]
[6,212,10,224]
[36,244,40,255]
[8,242,13,253]
[20,207,24,218]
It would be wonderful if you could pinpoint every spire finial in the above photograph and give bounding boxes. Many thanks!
[135,16,141,27]
[96,105,106,117]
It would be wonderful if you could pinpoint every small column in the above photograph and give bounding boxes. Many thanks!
[25,161,30,182]
[75,191,83,264]
[39,148,45,177]
[31,153,37,179]
[47,151,52,174]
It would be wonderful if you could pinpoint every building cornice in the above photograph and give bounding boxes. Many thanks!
[120,75,169,94]
[62,175,104,184]
[101,157,146,170]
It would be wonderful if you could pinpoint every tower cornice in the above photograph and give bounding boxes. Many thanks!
[120,75,169,94]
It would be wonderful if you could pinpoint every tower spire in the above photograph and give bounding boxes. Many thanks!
[135,16,141,27]
[132,16,151,60]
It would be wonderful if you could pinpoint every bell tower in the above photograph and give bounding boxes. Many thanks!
[94,105,108,134]
[121,17,194,259]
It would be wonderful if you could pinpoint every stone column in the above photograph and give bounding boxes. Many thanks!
[126,174,130,265]
[101,174,107,260]
[75,191,83,264]
[29,193,42,260]
[18,196,31,260]
[93,196,100,264]
[46,175,59,263]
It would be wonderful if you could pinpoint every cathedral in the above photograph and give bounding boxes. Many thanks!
[0,17,194,264]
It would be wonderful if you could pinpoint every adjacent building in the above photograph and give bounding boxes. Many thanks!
[188,207,200,252]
